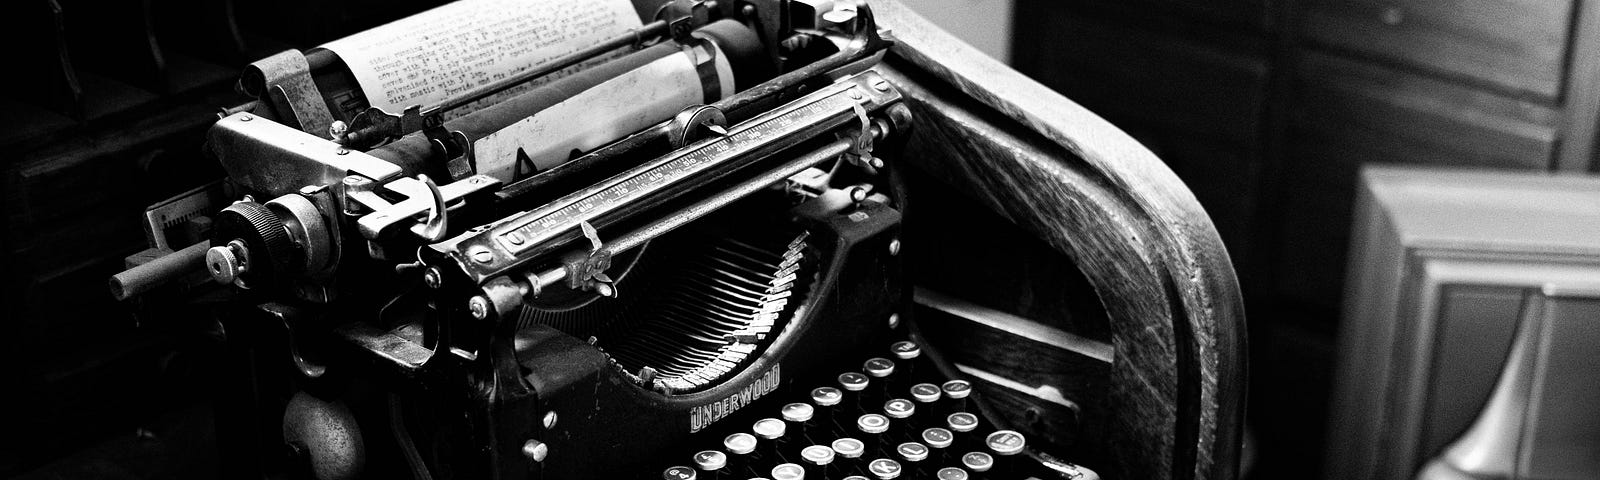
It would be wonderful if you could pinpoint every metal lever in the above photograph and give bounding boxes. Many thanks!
[416,175,448,242]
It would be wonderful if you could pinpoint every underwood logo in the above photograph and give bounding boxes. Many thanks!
[688,365,781,433]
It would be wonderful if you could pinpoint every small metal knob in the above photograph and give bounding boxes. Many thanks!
[206,241,246,284]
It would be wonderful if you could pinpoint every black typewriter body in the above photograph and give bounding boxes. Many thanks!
[11,0,1247,479]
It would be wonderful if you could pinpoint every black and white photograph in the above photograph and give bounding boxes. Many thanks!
[3,0,1596,479]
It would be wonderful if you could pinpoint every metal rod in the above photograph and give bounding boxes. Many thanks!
[109,241,210,300]
[532,138,853,290]
[429,20,670,117]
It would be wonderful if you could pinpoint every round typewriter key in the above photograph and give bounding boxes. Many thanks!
[782,403,815,423]
[664,465,698,480]
[889,341,921,360]
[921,427,954,464]
[883,399,915,419]
[895,442,930,478]
[946,412,980,453]
[839,372,870,413]
[755,418,789,440]
[799,444,835,479]
[881,398,915,444]
[867,458,902,479]
[889,341,921,382]
[895,442,928,462]
[810,387,843,431]
[811,387,843,406]
[782,402,815,445]
[695,450,729,469]
[863,358,895,378]
[838,373,870,392]
[961,452,994,473]
[941,380,972,414]
[754,418,789,462]
[984,430,1026,456]
[800,444,835,465]
[771,463,806,480]
[725,432,758,476]
[946,412,978,433]
[984,429,1026,478]
[921,427,954,448]
[940,380,972,399]
[936,467,969,480]
[910,383,942,403]
[726,433,759,454]
[831,438,866,459]
[857,413,889,457]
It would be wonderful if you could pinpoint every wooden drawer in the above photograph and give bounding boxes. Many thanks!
[1015,0,1276,33]
[1294,52,1557,170]
[1270,52,1557,310]
[1298,0,1574,99]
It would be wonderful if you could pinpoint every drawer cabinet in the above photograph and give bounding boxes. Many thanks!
[1298,0,1575,99]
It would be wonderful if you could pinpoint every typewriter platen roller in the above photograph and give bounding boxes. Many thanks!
[109,0,1245,479]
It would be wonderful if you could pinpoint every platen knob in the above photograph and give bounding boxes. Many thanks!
[211,201,297,289]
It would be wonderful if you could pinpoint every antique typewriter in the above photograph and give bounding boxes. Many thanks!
[91,1,1248,479]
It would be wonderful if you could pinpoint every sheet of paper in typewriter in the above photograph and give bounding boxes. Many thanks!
[318,0,642,117]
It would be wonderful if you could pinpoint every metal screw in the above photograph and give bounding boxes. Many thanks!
[336,148,350,155]
[872,78,891,91]
[848,88,864,100]
[239,114,253,121]
[299,185,327,196]
[423,268,443,289]
[741,4,755,17]
[888,313,900,329]
[888,238,901,256]
[468,296,491,320]
[542,411,558,429]
[522,439,549,462]
[470,247,495,264]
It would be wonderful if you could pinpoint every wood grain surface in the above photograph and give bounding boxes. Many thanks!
[874,1,1248,479]
[1297,0,1574,100]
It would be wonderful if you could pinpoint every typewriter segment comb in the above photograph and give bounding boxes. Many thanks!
[516,207,814,394]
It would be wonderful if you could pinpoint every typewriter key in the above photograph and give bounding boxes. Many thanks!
[799,444,835,479]
[855,414,890,458]
[946,412,980,452]
[894,442,929,477]
[936,467,969,480]
[921,427,954,464]
[810,387,843,431]
[838,372,869,413]
[984,430,1026,479]
[866,458,902,480]
[664,465,699,480]
[831,437,866,476]
[910,383,942,404]
[725,433,759,476]
[889,341,921,382]
[941,380,972,414]
[771,463,806,480]
[946,412,978,432]
[695,450,729,479]
[881,398,915,443]
[960,452,994,475]
[862,358,895,406]
[782,402,816,444]
[754,418,790,462]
